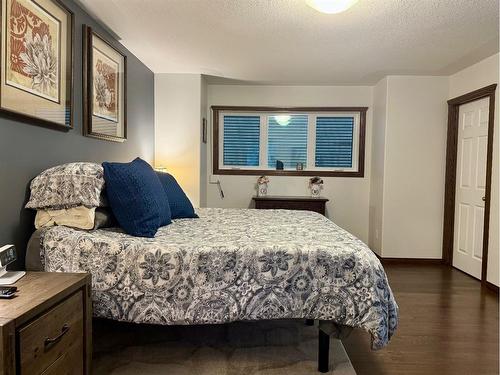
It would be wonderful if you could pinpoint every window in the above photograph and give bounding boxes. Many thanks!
[223,115,260,166]
[315,116,355,168]
[268,115,308,168]
[213,106,367,177]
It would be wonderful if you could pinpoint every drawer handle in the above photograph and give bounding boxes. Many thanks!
[44,324,70,350]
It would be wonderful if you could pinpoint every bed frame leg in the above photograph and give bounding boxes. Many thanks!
[318,329,330,373]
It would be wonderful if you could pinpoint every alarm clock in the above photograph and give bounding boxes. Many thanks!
[0,245,25,285]
[0,245,16,267]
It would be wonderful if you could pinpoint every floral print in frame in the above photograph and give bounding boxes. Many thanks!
[92,46,118,122]
[83,25,127,142]
[0,0,73,128]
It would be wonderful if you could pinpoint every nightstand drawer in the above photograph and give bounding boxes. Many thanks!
[41,342,83,375]
[19,291,84,375]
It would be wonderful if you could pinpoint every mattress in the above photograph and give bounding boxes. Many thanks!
[37,208,398,349]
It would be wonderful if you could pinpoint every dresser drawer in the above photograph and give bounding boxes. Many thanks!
[255,199,326,215]
[19,291,84,375]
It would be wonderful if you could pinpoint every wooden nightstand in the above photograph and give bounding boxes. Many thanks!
[252,195,329,216]
[0,272,92,375]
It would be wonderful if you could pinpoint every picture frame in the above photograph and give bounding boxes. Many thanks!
[202,117,207,143]
[83,25,127,142]
[0,0,74,129]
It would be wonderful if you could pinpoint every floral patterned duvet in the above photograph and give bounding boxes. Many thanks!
[40,208,398,349]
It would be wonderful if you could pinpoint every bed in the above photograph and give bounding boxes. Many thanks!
[27,207,398,371]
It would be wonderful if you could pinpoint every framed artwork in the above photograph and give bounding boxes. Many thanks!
[202,117,207,143]
[83,25,126,142]
[0,0,73,129]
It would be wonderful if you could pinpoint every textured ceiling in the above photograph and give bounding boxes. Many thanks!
[78,0,499,85]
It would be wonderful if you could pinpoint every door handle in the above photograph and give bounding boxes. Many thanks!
[482,196,486,202]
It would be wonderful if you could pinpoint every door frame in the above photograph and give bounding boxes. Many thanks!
[442,84,497,285]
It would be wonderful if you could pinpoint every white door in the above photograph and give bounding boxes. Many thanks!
[453,97,490,279]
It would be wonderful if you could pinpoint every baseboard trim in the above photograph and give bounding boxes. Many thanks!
[379,257,444,265]
[485,281,499,294]
[371,251,444,265]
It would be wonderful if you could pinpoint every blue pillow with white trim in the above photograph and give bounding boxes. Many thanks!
[156,172,198,219]
[103,158,171,237]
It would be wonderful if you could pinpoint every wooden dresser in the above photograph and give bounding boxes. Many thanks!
[0,272,92,375]
[253,195,329,216]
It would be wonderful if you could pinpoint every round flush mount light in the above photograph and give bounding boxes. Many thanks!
[306,0,359,14]
[274,115,291,126]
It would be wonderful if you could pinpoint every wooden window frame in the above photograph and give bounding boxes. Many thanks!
[442,84,497,288]
[212,106,368,177]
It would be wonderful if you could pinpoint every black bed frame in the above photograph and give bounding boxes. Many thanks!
[318,329,331,372]
[306,319,332,373]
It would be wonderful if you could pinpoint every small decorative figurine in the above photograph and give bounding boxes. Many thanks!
[309,176,324,198]
[257,176,270,197]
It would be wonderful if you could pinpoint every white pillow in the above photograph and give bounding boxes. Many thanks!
[35,206,96,230]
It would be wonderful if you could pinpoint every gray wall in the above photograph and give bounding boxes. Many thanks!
[0,0,155,269]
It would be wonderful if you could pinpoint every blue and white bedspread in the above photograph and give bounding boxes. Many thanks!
[40,208,398,349]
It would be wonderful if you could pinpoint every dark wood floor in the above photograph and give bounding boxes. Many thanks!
[343,263,499,375]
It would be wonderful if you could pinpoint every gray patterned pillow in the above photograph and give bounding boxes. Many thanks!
[26,162,106,209]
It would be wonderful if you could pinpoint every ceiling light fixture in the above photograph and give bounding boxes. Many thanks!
[306,0,359,14]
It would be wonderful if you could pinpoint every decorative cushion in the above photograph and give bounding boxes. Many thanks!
[26,162,105,209]
[103,158,171,237]
[156,172,198,219]
[35,206,96,230]
[34,206,115,231]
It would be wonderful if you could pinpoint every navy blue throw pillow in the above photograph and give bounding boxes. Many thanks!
[103,158,171,237]
[156,172,198,219]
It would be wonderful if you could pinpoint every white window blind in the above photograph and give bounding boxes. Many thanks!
[267,115,308,168]
[223,115,260,166]
[315,116,354,168]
